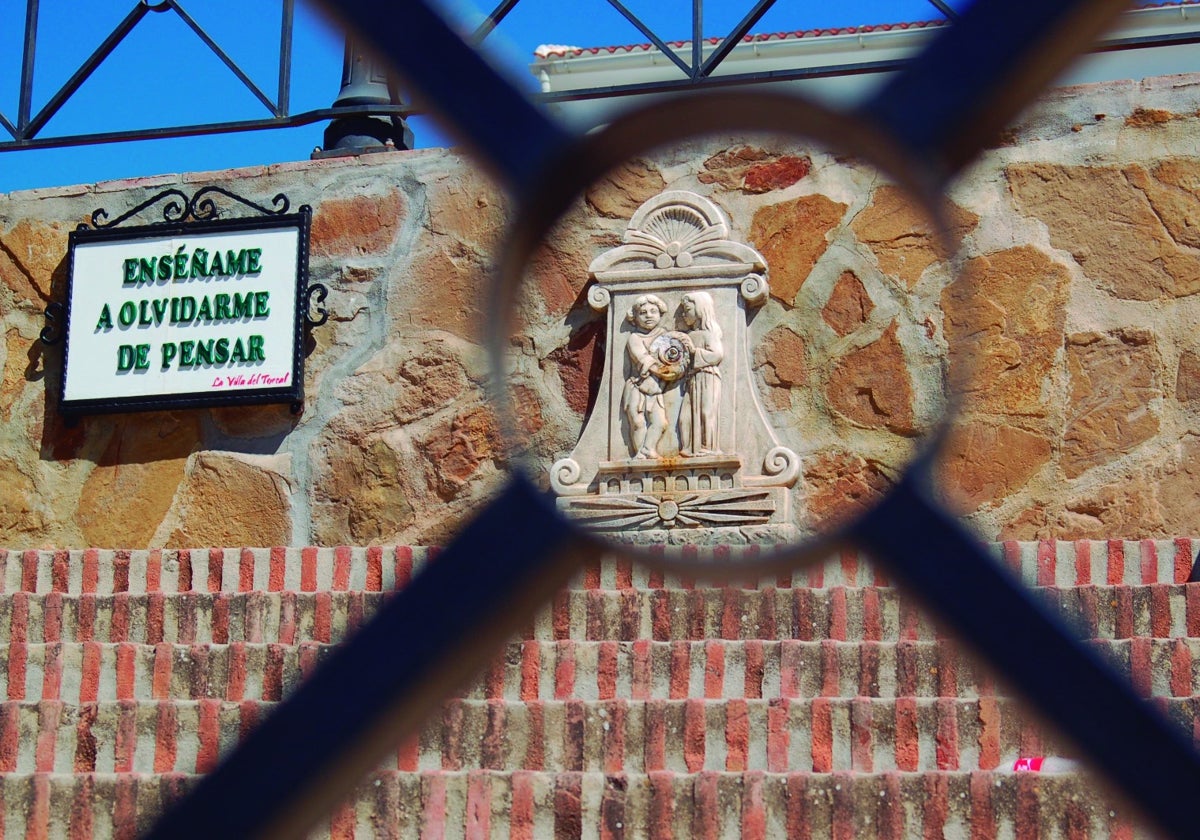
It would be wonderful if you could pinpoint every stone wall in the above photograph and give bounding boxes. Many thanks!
[5,72,1200,549]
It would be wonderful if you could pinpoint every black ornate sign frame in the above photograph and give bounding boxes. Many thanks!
[47,187,321,416]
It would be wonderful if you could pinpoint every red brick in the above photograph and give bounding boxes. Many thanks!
[151,642,172,700]
[704,641,725,699]
[115,644,134,700]
[50,551,68,594]
[301,547,317,593]
[366,546,383,591]
[396,735,418,771]
[829,589,848,641]
[649,771,675,840]
[1074,540,1092,585]
[6,643,25,701]
[936,698,959,769]
[851,697,874,771]
[602,700,626,774]
[79,643,100,704]
[329,797,356,840]
[1171,638,1192,696]
[196,699,221,773]
[555,772,583,839]
[520,641,540,701]
[524,703,545,770]
[465,770,491,839]
[1037,540,1055,586]
[41,594,61,644]
[820,640,840,697]
[812,698,833,772]
[631,640,651,700]
[510,771,535,840]
[725,699,749,771]
[34,701,60,772]
[206,548,222,593]
[225,643,247,701]
[394,547,414,589]
[333,546,352,591]
[147,593,166,644]
[82,549,99,594]
[895,698,919,771]
[1176,538,1194,583]
[785,774,813,840]
[740,771,767,840]
[481,701,506,770]
[692,772,720,840]
[314,592,332,644]
[977,697,1001,770]
[767,699,790,772]
[68,774,95,837]
[177,549,193,592]
[969,773,996,840]
[1130,636,1152,697]
[268,547,286,592]
[421,773,448,838]
[683,699,707,772]
[554,641,576,699]
[20,550,36,593]
[1107,540,1125,585]
[1141,539,1158,583]
[922,774,949,840]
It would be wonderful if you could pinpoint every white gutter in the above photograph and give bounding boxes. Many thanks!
[530,4,1200,124]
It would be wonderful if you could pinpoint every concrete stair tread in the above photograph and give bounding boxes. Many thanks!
[0,583,1195,645]
[0,769,1143,839]
[0,637,1195,703]
[9,695,1194,776]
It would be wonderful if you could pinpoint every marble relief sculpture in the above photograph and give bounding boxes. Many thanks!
[551,191,799,544]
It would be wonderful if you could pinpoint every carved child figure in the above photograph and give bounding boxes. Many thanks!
[622,294,678,458]
[679,291,723,456]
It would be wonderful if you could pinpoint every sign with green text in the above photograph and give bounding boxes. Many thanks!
[60,210,311,415]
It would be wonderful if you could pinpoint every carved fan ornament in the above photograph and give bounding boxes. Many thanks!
[551,191,800,545]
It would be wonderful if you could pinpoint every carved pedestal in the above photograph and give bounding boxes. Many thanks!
[551,191,799,545]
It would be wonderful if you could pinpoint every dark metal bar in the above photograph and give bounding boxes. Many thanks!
[471,0,521,44]
[278,0,294,117]
[0,111,17,140]
[862,0,1130,182]
[698,0,777,79]
[692,0,703,79]
[604,0,694,79]
[145,476,594,840]
[324,0,571,195]
[0,104,409,153]
[18,0,39,131]
[925,0,960,23]
[23,2,148,140]
[169,0,278,114]
[853,472,1200,840]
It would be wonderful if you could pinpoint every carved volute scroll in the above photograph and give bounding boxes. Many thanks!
[551,191,800,545]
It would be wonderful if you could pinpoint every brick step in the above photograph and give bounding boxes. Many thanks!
[1,540,1194,595]
[7,696,1186,776]
[1,584,1196,645]
[0,770,1140,839]
[2,638,1195,705]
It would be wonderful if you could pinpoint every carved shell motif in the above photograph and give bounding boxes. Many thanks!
[588,191,766,277]
[625,204,727,269]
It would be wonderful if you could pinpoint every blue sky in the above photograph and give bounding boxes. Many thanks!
[0,0,959,195]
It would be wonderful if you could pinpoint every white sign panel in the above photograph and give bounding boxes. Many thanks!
[60,211,310,414]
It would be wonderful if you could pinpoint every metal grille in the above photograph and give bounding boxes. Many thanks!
[143,1,1200,838]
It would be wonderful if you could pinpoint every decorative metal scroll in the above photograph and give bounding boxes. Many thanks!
[80,186,293,231]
